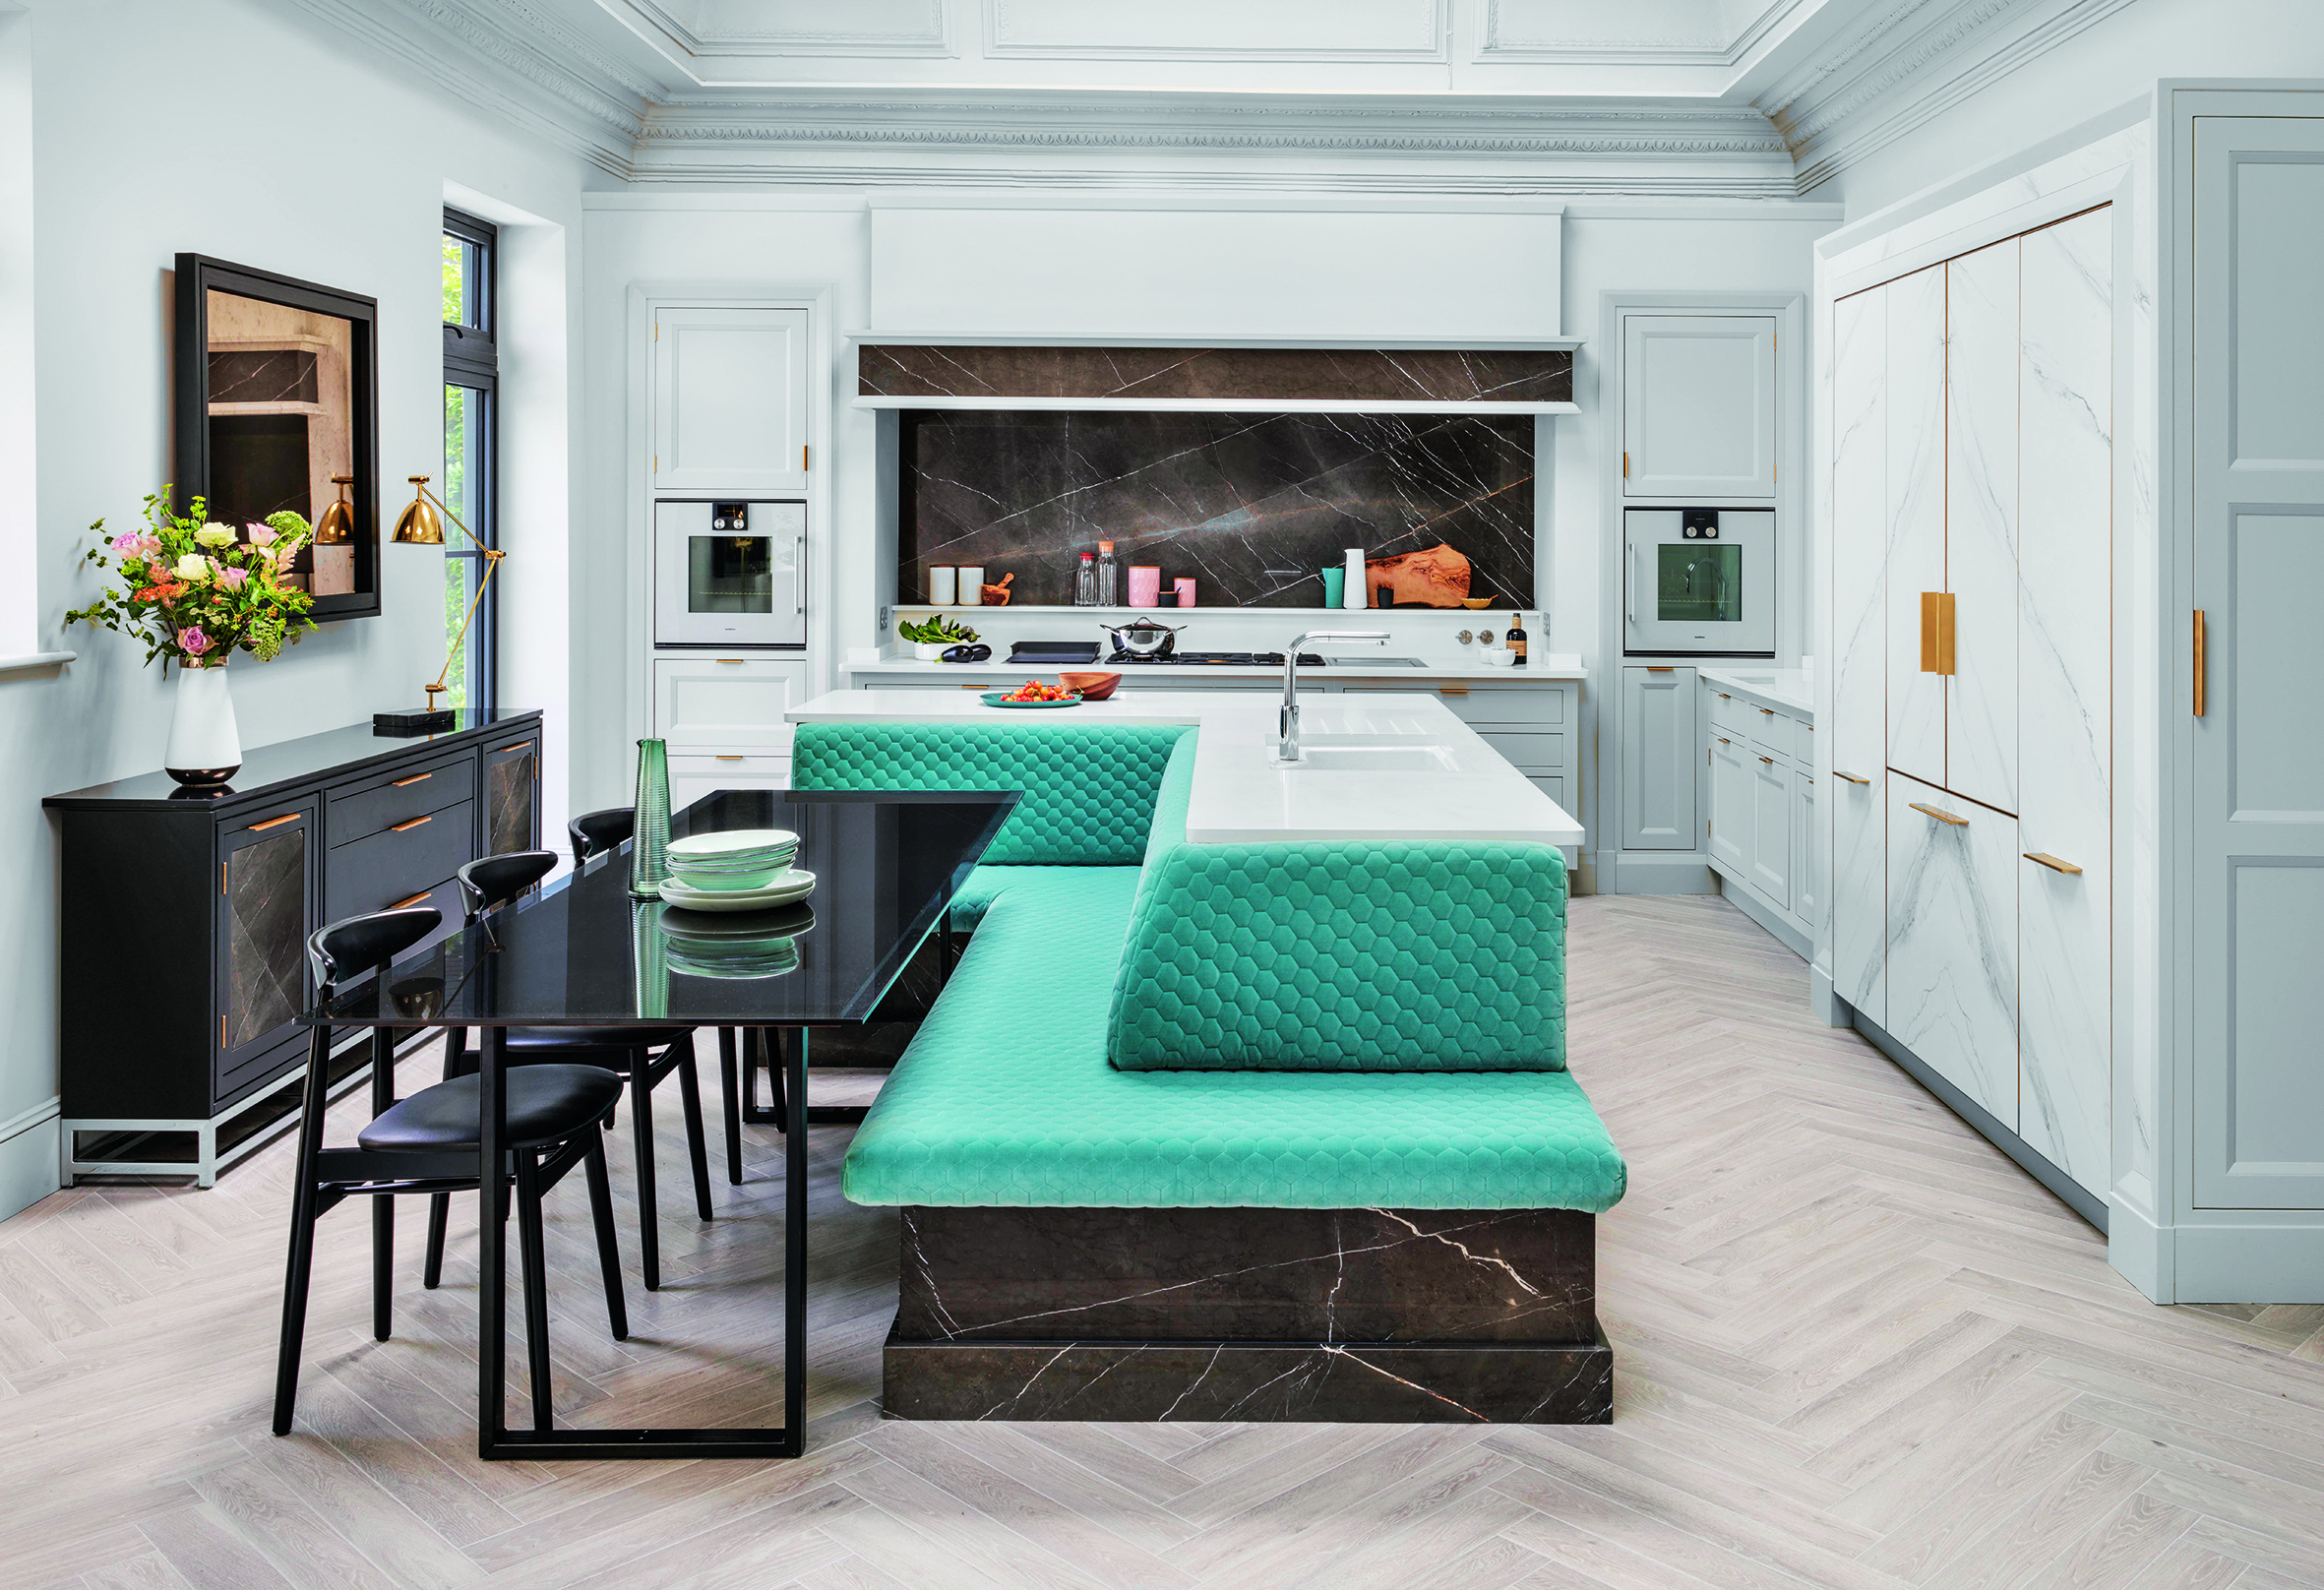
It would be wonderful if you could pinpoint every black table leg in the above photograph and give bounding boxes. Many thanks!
[785,1025,807,1440]
[477,1022,509,1456]
[717,1028,743,1186]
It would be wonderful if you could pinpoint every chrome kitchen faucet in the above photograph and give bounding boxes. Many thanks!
[1276,631,1389,764]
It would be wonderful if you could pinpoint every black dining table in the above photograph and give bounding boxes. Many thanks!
[302,787,1015,1461]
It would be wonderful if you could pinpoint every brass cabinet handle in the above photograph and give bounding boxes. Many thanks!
[1715,692,1731,700]
[391,816,433,832]
[1759,756,1775,765]
[1759,707,1775,716]
[1646,666,1675,673]
[2192,609,2206,717]
[2024,852,2083,875]
[1921,591,1957,675]
[716,658,747,665]
[248,812,301,830]
[390,889,434,910]
[714,755,745,762]
[496,740,535,755]
[1437,685,1469,696]
[1833,771,1870,785]
[1715,735,1732,745]
[1911,801,1969,826]
[390,772,433,788]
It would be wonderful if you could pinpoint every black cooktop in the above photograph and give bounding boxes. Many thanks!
[1107,650,1325,666]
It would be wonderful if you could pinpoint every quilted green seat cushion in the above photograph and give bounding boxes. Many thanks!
[947,863,1124,931]
[1108,839,1568,1072]
[791,721,1193,866]
[842,872,1625,1212]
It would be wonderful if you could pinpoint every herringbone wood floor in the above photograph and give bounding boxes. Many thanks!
[6,894,2323,1590]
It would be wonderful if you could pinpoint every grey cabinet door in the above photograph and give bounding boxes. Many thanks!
[1621,315,1777,498]
[1793,766,1819,932]
[1621,666,1697,849]
[2191,118,2324,1208]
[1747,752,1792,906]
[484,733,540,859]
[1708,730,1750,873]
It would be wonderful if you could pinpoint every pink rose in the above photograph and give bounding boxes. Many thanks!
[110,532,142,555]
[177,626,214,656]
[216,567,249,591]
[245,523,277,548]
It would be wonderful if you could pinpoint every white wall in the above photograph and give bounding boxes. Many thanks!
[0,0,591,1216]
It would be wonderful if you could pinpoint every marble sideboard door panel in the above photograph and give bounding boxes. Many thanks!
[1886,266,1948,788]
[1832,285,1889,1024]
[1946,238,2022,817]
[2017,207,2115,1197]
[1888,771,2020,1130]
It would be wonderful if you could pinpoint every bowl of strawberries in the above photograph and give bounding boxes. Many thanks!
[980,681,1083,709]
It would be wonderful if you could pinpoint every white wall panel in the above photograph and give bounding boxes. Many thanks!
[2017,207,2113,1196]
[1888,772,2020,1130]
[1831,284,1887,1023]
[1944,238,2020,816]
[985,0,1446,57]
[1885,265,1946,787]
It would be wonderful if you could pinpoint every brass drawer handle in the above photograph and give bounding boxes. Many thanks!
[716,657,748,664]
[390,772,433,788]
[391,816,433,832]
[496,740,534,755]
[1759,707,1775,716]
[1834,771,1869,785]
[1758,756,1775,765]
[248,812,301,830]
[1715,736,1732,745]
[1437,685,1469,696]
[390,890,434,910]
[715,755,745,762]
[2192,609,2206,717]
[1911,802,1969,827]
[1646,665,1675,673]
[1715,692,1730,699]
[2024,852,2083,875]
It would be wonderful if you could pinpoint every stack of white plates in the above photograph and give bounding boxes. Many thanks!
[665,827,799,892]
[660,867,816,913]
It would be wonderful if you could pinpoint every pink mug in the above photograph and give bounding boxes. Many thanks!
[1127,566,1162,608]
[1173,578,1196,608]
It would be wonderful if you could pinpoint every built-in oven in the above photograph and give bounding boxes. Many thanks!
[654,500,807,648]
[1622,507,1774,656]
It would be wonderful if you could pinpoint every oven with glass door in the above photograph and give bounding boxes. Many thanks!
[1622,507,1774,656]
[654,500,807,648]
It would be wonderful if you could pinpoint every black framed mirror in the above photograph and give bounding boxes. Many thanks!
[173,254,381,621]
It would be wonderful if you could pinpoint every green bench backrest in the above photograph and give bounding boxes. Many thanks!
[790,720,1194,866]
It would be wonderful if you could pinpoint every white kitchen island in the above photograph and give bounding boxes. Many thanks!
[785,689,1584,862]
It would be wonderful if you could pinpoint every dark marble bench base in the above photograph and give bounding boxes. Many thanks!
[882,1204,1611,1424]
[884,1329,1613,1423]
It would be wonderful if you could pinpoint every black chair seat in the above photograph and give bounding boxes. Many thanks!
[361,1066,622,1153]
[503,1025,693,1052]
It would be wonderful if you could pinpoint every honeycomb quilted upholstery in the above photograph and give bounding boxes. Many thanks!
[791,721,1193,865]
[841,872,1625,1211]
[1109,839,1568,1071]
[946,864,1109,931]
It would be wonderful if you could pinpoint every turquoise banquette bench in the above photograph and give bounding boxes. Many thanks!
[791,720,1625,1423]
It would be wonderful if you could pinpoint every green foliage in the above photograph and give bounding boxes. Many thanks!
[899,614,979,645]
[64,488,319,671]
[442,232,466,324]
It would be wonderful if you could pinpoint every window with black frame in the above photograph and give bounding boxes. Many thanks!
[441,209,497,710]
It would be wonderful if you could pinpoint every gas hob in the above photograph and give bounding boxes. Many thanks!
[1106,650,1324,666]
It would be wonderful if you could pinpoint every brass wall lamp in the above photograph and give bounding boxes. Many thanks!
[373,473,504,735]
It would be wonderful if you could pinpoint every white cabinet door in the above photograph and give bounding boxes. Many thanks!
[2018,206,2115,1198]
[1621,666,1698,849]
[1946,238,2022,816]
[652,308,809,494]
[669,754,791,814]
[1747,751,1792,906]
[651,656,809,754]
[1621,315,1778,499]
[1888,772,2019,1130]
[1886,267,1948,788]
[1831,285,1889,1024]
[1794,765,1820,932]
[2191,120,2324,1209]
[1709,730,1751,873]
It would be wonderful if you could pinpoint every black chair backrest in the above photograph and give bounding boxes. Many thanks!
[308,907,441,998]
[569,807,635,867]
[458,850,559,922]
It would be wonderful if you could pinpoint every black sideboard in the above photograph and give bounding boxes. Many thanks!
[43,710,543,1185]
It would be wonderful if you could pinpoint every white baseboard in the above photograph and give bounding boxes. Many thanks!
[1602,852,1715,895]
[2106,1194,2173,1303]
[2171,1221,2324,1305]
[0,1095,61,1223]
[1809,965,1849,1027]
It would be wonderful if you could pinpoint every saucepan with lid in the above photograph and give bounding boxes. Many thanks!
[1097,617,1184,657]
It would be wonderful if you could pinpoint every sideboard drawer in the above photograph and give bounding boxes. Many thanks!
[327,751,476,848]
[326,799,476,922]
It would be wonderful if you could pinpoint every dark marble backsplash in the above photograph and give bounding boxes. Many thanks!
[900,410,1536,608]
[863,344,1571,404]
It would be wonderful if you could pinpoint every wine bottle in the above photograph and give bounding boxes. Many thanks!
[1506,612,1528,667]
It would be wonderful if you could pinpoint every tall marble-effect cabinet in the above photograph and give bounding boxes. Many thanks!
[1829,209,2115,1227]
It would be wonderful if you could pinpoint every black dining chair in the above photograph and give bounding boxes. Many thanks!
[275,905,627,1437]
[418,851,714,1291]
[571,807,750,1189]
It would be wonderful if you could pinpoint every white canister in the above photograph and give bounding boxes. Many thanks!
[927,566,956,605]
[958,566,985,606]
[1342,548,1368,610]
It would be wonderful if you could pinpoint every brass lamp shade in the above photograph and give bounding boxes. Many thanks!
[392,474,446,545]
[314,475,355,544]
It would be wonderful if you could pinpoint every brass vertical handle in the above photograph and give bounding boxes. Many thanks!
[1941,592,1956,676]
[1921,592,1958,674]
[2192,609,2206,717]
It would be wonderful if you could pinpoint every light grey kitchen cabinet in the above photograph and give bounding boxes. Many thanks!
[1830,283,1888,1028]
[1702,677,1812,950]
[1708,728,1749,873]
[1621,315,1778,499]
[1620,666,1697,849]
[1747,750,1792,907]
[651,306,810,494]
[1886,773,2020,1131]
[1793,766,1819,932]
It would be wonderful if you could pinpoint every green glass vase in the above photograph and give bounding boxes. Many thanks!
[629,737,672,899]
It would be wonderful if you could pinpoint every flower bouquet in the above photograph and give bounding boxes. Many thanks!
[67,489,320,785]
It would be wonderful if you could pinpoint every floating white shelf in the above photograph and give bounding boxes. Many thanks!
[854,396,1578,414]
[846,332,1584,351]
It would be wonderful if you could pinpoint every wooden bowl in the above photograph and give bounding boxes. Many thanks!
[1461,597,1494,610]
[1057,670,1123,702]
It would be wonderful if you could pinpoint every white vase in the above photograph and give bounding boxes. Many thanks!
[165,663,242,786]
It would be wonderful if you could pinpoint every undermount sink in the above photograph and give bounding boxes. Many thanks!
[1278,733,1459,772]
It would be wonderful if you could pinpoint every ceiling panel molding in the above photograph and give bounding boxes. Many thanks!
[983,0,1449,62]
[1474,0,1813,67]
[616,156,1807,198]
[616,0,954,61]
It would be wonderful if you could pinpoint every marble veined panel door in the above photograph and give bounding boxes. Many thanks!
[2017,206,2114,1197]
[1886,267,1948,788]
[1888,772,2020,1130]
[1946,238,2021,817]
[1832,285,1889,1023]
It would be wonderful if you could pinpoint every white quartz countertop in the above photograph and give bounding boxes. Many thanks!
[1698,666,1814,721]
[846,651,1586,683]
[785,689,1584,853]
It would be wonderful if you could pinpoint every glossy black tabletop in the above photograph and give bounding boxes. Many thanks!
[305,788,1015,1028]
